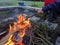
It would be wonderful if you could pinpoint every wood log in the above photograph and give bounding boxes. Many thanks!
[0,30,15,45]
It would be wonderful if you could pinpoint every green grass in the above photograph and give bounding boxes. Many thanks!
[0,0,44,7]
[0,0,18,6]
[20,1,44,8]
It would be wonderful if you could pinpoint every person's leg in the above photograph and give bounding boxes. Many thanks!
[48,10,57,23]
[48,10,54,22]
[41,10,54,22]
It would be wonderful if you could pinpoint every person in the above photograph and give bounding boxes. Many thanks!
[38,0,60,22]
[44,0,56,6]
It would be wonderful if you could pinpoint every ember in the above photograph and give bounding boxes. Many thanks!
[5,14,31,45]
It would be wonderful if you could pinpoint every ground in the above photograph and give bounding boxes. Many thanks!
[0,0,44,8]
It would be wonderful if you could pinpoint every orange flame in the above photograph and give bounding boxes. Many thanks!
[5,35,14,45]
[5,14,31,45]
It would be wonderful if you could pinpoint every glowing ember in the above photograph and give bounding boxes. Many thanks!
[5,14,31,45]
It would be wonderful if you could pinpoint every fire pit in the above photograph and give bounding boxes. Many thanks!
[0,14,54,45]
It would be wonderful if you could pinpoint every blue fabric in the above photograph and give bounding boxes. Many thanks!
[57,0,60,2]
[42,2,60,13]
[18,2,25,6]
[42,1,60,22]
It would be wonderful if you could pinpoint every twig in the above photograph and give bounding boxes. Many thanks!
[36,31,53,45]
[29,34,32,45]
[25,34,48,45]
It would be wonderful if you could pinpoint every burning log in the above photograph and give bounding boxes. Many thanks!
[0,30,15,45]
[0,14,31,45]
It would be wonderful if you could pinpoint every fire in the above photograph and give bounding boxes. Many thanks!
[5,35,14,45]
[5,14,31,45]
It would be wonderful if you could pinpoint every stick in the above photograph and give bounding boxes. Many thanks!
[25,34,48,45]
[36,31,53,45]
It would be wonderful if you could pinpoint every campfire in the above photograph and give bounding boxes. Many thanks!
[4,14,31,45]
[0,14,54,45]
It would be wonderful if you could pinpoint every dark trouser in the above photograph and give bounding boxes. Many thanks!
[43,10,57,22]
[49,10,57,22]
